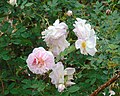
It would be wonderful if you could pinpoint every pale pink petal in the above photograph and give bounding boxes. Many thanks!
[58,84,65,92]
[67,75,74,80]
[75,39,82,49]
[32,47,45,53]
[76,18,86,23]
[109,90,115,96]
[86,36,96,48]
[26,53,35,65]
[64,68,75,75]
[66,81,75,87]
[49,62,64,85]
[53,19,60,26]
[86,47,97,56]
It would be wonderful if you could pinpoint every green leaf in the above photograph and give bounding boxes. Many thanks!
[68,86,80,93]
[108,44,119,49]
[11,39,21,45]
[61,45,76,56]
[118,1,120,4]
[37,86,45,92]
[31,84,39,88]
[90,78,96,85]
[21,32,30,38]
[8,83,15,89]
[20,0,27,9]
[10,88,19,94]
[17,27,26,33]
[56,45,76,61]
[2,55,10,60]
[4,90,9,95]
[22,79,31,84]
[25,3,33,7]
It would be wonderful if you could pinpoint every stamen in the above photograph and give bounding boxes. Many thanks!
[38,58,44,67]
[82,41,86,49]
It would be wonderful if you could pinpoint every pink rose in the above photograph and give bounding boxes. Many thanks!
[26,47,55,74]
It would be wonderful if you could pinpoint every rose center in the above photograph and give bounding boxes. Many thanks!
[38,58,44,64]
[82,41,86,49]
[32,57,44,68]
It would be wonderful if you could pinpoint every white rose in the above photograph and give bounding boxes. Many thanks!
[73,18,97,56]
[42,19,70,56]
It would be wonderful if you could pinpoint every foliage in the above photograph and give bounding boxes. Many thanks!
[0,0,120,96]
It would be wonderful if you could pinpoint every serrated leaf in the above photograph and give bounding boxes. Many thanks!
[56,45,76,61]
[8,83,15,89]
[68,86,80,93]
[90,78,96,85]
[4,90,9,95]
[20,0,27,9]
[10,88,19,94]
[11,39,21,45]
[25,3,33,7]
[109,44,119,49]
[37,86,45,92]
[2,55,10,60]
[31,84,39,88]
[61,45,76,56]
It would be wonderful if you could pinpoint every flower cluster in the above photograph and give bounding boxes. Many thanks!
[26,17,97,92]
[26,47,75,92]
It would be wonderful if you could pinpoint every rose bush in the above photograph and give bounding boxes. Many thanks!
[0,0,120,96]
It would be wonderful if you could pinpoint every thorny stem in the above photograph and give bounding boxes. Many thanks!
[90,72,120,96]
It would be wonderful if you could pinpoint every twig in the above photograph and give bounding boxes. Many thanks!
[90,72,120,96]
[0,79,4,94]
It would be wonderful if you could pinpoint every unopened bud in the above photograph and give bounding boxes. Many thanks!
[66,10,73,16]
[106,9,111,15]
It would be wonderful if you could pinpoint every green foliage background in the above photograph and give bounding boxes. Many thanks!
[0,0,120,96]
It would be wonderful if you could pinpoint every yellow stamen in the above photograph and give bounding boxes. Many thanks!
[82,41,86,49]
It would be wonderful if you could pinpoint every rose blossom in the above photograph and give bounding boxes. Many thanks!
[42,19,70,56]
[26,47,55,74]
[73,18,97,56]
[49,62,75,92]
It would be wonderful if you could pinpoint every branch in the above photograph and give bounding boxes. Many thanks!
[0,79,4,94]
[90,72,120,96]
